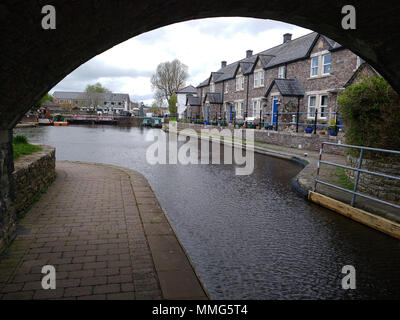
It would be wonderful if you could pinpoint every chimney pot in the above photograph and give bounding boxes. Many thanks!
[283,33,292,43]
[246,50,253,58]
[221,61,227,68]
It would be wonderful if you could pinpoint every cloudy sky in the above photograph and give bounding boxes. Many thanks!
[51,18,311,105]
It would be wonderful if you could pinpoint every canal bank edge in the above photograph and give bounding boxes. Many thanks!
[164,125,400,240]
[64,161,211,300]
[309,192,400,239]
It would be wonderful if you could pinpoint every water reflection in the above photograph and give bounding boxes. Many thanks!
[14,125,400,299]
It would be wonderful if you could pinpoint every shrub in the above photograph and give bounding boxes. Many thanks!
[338,76,400,160]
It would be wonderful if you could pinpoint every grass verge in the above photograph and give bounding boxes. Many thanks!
[13,135,42,159]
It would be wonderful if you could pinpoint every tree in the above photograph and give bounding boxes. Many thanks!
[151,103,160,115]
[338,76,400,159]
[82,82,110,109]
[33,93,53,109]
[151,59,188,104]
[168,93,177,115]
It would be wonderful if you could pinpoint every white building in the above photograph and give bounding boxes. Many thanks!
[175,85,197,119]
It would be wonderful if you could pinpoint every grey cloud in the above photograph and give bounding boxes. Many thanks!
[67,60,153,81]
[188,18,299,38]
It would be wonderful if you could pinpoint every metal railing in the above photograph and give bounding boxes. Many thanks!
[313,142,400,210]
[183,110,343,133]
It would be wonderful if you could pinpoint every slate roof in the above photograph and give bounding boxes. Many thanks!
[197,32,343,87]
[265,78,305,97]
[186,95,201,106]
[42,100,60,107]
[53,91,130,102]
[204,92,223,104]
[176,85,197,94]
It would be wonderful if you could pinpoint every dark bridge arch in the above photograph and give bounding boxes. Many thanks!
[1,0,400,128]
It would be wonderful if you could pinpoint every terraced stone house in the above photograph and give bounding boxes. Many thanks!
[192,32,363,128]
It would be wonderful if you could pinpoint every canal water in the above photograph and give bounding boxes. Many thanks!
[15,125,400,299]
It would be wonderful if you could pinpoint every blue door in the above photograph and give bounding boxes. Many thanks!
[206,105,210,122]
[272,98,279,125]
[229,105,233,122]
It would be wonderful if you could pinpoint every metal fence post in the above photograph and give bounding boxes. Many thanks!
[314,109,318,134]
[275,110,279,131]
[313,143,324,192]
[351,148,364,207]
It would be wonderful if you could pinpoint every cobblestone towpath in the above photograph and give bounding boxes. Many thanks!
[0,161,208,300]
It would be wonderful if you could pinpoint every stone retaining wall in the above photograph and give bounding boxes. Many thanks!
[175,122,345,155]
[0,130,16,253]
[12,145,56,216]
[346,156,400,202]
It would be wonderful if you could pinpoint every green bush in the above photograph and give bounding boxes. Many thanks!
[338,76,400,160]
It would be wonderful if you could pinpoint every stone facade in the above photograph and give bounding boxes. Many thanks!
[346,156,400,202]
[13,146,56,216]
[196,33,359,130]
[0,130,16,253]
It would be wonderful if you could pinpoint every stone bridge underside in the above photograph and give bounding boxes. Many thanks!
[1,0,400,247]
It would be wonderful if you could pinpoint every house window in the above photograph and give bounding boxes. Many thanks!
[260,71,264,86]
[225,82,228,94]
[252,100,261,117]
[210,83,215,93]
[235,101,243,118]
[241,77,244,90]
[254,72,258,87]
[236,76,244,91]
[308,96,316,117]
[278,66,286,79]
[320,95,328,118]
[323,54,331,74]
[311,57,319,77]
[236,78,240,91]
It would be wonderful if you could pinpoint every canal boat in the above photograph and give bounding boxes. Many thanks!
[96,115,117,125]
[53,114,68,126]
[151,118,162,128]
[38,118,53,126]
[142,118,151,127]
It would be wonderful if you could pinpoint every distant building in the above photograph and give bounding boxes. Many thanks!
[53,91,132,114]
[175,85,197,119]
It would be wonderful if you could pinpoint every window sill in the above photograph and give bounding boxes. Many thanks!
[308,74,332,80]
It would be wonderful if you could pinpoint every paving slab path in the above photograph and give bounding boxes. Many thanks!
[0,161,208,300]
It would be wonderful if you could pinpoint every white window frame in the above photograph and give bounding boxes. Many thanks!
[225,82,228,94]
[241,77,244,90]
[234,100,244,118]
[254,72,259,88]
[310,57,319,77]
[210,82,215,93]
[260,71,265,86]
[278,66,285,79]
[320,95,328,119]
[308,95,317,118]
[322,54,331,75]
[236,77,240,91]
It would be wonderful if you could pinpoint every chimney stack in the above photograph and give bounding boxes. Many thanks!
[221,61,227,68]
[283,33,292,43]
[246,50,253,58]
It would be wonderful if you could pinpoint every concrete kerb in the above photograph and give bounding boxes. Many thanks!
[62,161,210,300]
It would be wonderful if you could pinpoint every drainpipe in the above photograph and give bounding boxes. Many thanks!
[245,74,249,119]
